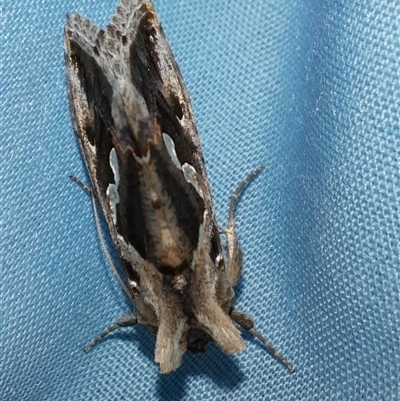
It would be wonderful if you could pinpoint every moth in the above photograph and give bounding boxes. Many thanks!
[64,0,293,374]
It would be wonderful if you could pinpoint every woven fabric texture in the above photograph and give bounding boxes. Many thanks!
[2,0,399,400]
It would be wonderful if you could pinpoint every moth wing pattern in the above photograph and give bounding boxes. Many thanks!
[64,0,245,374]
[65,0,293,374]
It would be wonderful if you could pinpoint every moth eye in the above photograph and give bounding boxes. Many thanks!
[121,35,127,46]
[93,46,100,56]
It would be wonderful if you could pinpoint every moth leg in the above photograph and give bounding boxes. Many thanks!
[70,175,133,300]
[224,166,264,286]
[85,315,138,353]
[69,175,95,197]
[230,308,294,373]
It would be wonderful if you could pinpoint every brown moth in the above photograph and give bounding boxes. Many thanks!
[64,0,293,374]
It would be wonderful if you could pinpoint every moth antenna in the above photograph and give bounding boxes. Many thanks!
[85,315,137,353]
[230,308,294,373]
[249,327,295,374]
[70,175,133,301]
[90,194,134,301]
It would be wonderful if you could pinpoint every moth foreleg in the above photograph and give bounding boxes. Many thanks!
[85,315,138,353]
[230,308,294,373]
[223,166,264,286]
[70,175,133,300]
[69,175,94,196]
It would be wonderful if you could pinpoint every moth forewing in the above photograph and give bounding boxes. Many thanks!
[65,0,294,374]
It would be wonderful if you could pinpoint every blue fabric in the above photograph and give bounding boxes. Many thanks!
[2,0,399,399]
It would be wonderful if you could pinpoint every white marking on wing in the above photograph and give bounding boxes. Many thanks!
[182,163,203,198]
[162,133,182,170]
[106,148,120,225]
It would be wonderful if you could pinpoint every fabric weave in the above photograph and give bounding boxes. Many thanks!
[2,0,399,400]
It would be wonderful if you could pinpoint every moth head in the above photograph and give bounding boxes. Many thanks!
[186,328,211,354]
